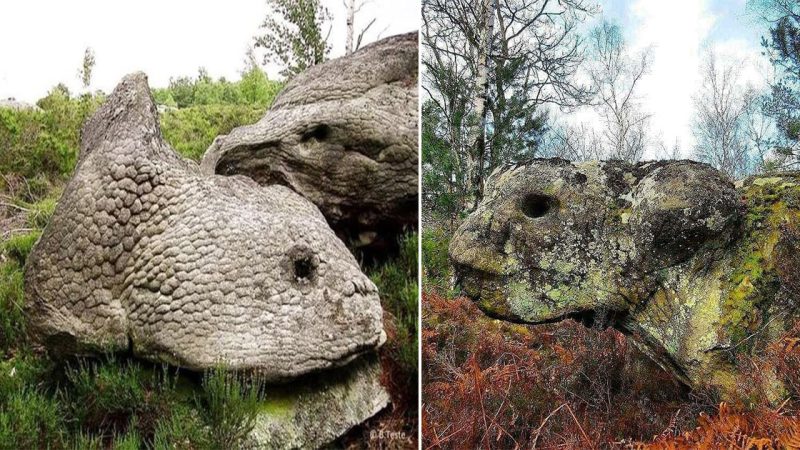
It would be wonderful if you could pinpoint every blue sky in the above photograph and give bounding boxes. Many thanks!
[573,0,772,156]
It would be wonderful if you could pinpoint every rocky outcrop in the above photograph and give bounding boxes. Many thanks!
[24,72,391,447]
[201,33,419,251]
[450,159,800,400]
[25,72,385,377]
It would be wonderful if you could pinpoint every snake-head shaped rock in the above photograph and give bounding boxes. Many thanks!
[201,33,418,248]
[451,158,800,398]
[24,73,385,379]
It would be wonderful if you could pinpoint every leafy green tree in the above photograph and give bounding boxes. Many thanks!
[422,100,462,226]
[254,0,332,79]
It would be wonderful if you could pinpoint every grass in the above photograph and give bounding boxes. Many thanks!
[0,261,26,350]
[369,232,419,376]
[197,368,264,449]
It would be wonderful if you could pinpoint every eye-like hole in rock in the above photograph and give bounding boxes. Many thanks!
[294,257,315,280]
[300,124,331,142]
[520,194,558,219]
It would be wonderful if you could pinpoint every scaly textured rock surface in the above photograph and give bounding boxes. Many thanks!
[201,33,418,248]
[450,159,800,399]
[24,72,386,380]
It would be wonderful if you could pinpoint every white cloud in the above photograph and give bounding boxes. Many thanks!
[0,0,419,103]
[628,0,716,157]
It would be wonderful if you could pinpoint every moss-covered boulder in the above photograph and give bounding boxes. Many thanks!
[450,159,800,400]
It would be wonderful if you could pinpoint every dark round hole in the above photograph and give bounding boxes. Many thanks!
[294,257,314,280]
[300,124,331,142]
[520,194,557,218]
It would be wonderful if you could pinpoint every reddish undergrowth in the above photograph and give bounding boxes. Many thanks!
[421,292,800,449]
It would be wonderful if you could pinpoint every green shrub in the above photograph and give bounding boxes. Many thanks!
[111,426,142,450]
[68,432,103,450]
[23,193,60,229]
[197,368,263,449]
[421,227,454,295]
[3,230,41,267]
[369,232,419,376]
[64,359,149,435]
[0,86,102,181]
[152,405,209,449]
[160,105,265,160]
[0,354,51,403]
[0,387,65,449]
[154,68,282,110]
[0,262,25,351]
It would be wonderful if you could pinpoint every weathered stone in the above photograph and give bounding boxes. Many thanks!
[24,72,386,380]
[246,354,389,449]
[201,33,418,249]
[450,158,800,400]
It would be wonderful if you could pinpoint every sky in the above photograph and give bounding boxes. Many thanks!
[579,0,772,157]
[0,0,420,103]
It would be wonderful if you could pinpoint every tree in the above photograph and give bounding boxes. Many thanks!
[655,138,683,160]
[586,21,652,162]
[542,123,603,161]
[752,0,800,167]
[692,51,757,179]
[344,0,377,55]
[254,0,332,79]
[422,100,462,227]
[422,0,595,216]
[78,47,95,91]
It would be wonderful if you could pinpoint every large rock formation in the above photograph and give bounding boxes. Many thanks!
[201,33,418,251]
[23,73,389,447]
[450,159,800,399]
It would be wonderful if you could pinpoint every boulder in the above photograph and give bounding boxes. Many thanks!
[201,33,419,251]
[246,354,389,449]
[450,159,800,400]
[24,72,385,378]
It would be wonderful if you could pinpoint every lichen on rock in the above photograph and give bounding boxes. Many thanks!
[450,158,800,400]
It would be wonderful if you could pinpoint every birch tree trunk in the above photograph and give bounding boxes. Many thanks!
[346,0,355,55]
[466,0,494,209]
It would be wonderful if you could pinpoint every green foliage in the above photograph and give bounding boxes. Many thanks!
[254,0,332,79]
[0,262,26,351]
[0,387,64,449]
[111,428,141,450]
[0,86,103,181]
[3,230,40,267]
[64,359,149,431]
[197,368,264,449]
[369,232,419,377]
[153,67,281,109]
[160,104,265,161]
[22,192,60,229]
[422,100,463,223]
[152,405,209,449]
[421,227,454,296]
